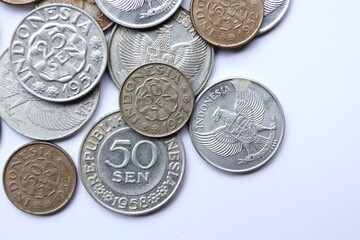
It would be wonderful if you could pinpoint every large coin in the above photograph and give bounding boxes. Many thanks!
[10,4,107,102]
[190,0,264,48]
[79,111,185,215]
[0,0,38,4]
[258,0,290,34]
[189,77,285,173]
[0,49,100,141]
[36,0,114,30]
[3,142,77,215]
[94,0,181,29]
[108,8,214,96]
[120,63,194,138]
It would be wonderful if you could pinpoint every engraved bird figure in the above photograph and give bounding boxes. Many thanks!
[264,0,285,16]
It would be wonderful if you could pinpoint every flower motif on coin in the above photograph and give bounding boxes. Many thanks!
[148,193,160,204]
[151,125,160,133]
[183,94,191,103]
[46,86,59,98]
[91,50,103,63]
[89,36,102,49]
[32,81,46,94]
[181,84,189,93]
[228,33,236,41]
[156,184,168,197]
[102,190,115,202]
[141,123,150,131]
[93,183,106,196]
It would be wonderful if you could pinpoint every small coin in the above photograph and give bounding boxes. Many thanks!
[10,4,107,102]
[79,111,185,215]
[36,0,114,30]
[94,0,182,29]
[190,0,264,48]
[3,142,77,215]
[258,0,290,34]
[0,0,38,4]
[189,77,285,173]
[120,63,194,138]
[0,49,100,141]
[108,7,214,96]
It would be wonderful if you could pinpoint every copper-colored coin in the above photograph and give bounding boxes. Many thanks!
[120,63,194,138]
[0,0,38,4]
[190,0,264,48]
[3,142,77,215]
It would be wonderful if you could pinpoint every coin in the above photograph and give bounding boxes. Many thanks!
[94,0,181,29]
[36,0,114,30]
[258,0,290,34]
[0,49,100,141]
[189,77,285,173]
[79,111,185,215]
[10,4,107,102]
[108,8,214,96]
[190,0,264,48]
[0,0,38,4]
[3,142,77,215]
[120,63,194,138]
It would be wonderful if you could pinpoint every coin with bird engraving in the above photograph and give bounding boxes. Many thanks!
[258,0,290,34]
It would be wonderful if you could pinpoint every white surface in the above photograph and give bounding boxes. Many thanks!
[1,0,359,239]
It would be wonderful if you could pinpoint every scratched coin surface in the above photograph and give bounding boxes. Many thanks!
[189,77,285,173]
[190,0,264,48]
[0,0,38,4]
[10,4,107,102]
[37,0,114,30]
[79,111,185,215]
[120,63,194,138]
[108,8,214,96]
[0,49,100,141]
[94,0,182,29]
[258,0,290,34]
[3,142,77,215]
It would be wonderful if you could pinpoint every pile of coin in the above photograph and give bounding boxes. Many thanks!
[0,0,289,215]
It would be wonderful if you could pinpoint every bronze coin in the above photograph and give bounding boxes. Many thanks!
[120,63,194,138]
[1,0,38,4]
[3,142,77,215]
[190,0,264,48]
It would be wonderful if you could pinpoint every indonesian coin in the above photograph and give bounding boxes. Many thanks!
[258,0,290,34]
[36,0,114,30]
[108,7,214,96]
[190,0,264,48]
[10,4,107,102]
[0,49,100,141]
[0,0,38,4]
[120,63,194,138]
[3,142,77,215]
[79,111,185,215]
[94,0,182,29]
[189,77,285,173]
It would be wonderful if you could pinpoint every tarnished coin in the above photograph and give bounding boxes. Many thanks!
[108,8,214,96]
[0,0,38,4]
[189,77,285,173]
[79,111,185,215]
[36,0,114,30]
[10,4,107,102]
[258,0,290,34]
[94,0,181,29]
[3,142,77,215]
[120,63,194,138]
[190,0,264,48]
[0,49,100,141]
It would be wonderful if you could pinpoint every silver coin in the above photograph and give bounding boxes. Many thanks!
[0,49,100,140]
[79,111,185,215]
[94,0,182,29]
[10,4,107,102]
[189,77,285,173]
[108,8,214,96]
[258,0,290,34]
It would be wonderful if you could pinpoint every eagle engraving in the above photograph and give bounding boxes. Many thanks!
[264,0,285,16]
[194,81,277,163]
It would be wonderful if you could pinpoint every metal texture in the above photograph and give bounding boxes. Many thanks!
[0,0,38,4]
[258,0,290,34]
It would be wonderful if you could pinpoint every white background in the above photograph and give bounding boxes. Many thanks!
[1,0,360,239]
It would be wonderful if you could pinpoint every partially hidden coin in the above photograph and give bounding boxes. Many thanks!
[0,0,38,4]
[10,4,107,102]
[79,111,185,215]
[3,142,77,215]
[0,49,100,141]
[189,77,285,173]
[108,7,214,96]
[36,0,114,30]
[94,0,182,29]
[120,63,194,138]
[258,0,290,34]
[190,0,264,48]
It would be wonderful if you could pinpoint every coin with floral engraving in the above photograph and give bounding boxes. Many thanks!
[120,63,194,138]
[258,0,290,34]
[3,142,77,215]
[108,8,214,96]
[0,0,38,4]
[0,49,100,141]
[190,0,264,48]
[94,0,182,29]
[10,4,107,102]
[189,77,285,173]
[79,111,185,215]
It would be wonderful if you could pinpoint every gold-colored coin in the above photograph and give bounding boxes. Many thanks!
[1,0,38,4]
[3,142,77,215]
[120,63,194,138]
[190,0,264,48]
